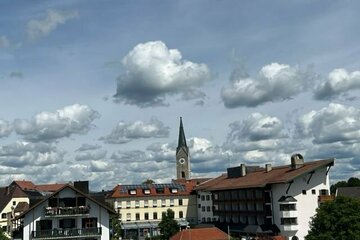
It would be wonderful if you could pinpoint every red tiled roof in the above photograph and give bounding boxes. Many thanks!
[108,181,198,199]
[35,183,66,192]
[170,227,229,240]
[13,180,36,190]
[0,185,28,213]
[196,159,334,191]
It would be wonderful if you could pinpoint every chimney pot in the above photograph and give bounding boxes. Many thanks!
[266,164,272,172]
[240,164,246,177]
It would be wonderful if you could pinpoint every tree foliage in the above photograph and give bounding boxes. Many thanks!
[142,178,155,184]
[0,228,9,240]
[111,214,122,240]
[158,209,179,240]
[306,196,360,240]
[330,177,360,194]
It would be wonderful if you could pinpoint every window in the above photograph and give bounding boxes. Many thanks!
[302,190,307,195]
[179,211,183,218]
[320,189,329,195]
[144,200,149,208]
[82,218,97,228]
[153,200,158,207]
[37,220,52,230]
[129,189,136,195]
[144,212,149,220]
[198,204,201,208]
[206,206,211,212]
[13,201,16,206]
[136,213,140,221]
[179,199,183,206]
[126,201,131,208]
[119,213,122,220]
[59,218,75,229]
[292,236,299,240]
[156,188,165,194]
[161,199,166,207]
[170,199,174,206]
[1,213,6,219]
[135,200,140,208]
[312,189,316,195]
[206,195,210,201]
[171,188,178,193]
[126,213,131,221]
[202,206,205,212]
[202,217,205,222]
[201,195,205,201]
[280,204,296,211]
[153,212,158,220]
[207,217,211,222]
[143,189,151,195]
[281,217,298,225]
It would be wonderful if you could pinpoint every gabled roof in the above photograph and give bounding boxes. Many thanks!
[337,186,360,199]
[170,227,229,240]
[13,180,65,193]
[196,159,334,191]
[13,180,36,190]
[15,184,116,220]
[0,185,28,213]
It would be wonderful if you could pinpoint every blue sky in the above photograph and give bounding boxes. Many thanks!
[1,0,360,190]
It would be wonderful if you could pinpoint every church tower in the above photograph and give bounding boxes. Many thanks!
[176,117,190,179]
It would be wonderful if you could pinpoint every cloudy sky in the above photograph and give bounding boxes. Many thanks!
[1,1,360,190]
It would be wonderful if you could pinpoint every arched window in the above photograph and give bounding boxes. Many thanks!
[292,236,299,240]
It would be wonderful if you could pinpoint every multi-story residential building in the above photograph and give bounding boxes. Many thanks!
[196,189,217,224]
[0,180,65,237]
[106,181,197,239]
[12,183,116,240]
[195,154,334,240]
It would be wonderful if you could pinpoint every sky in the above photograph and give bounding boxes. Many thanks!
[1,0,360,190]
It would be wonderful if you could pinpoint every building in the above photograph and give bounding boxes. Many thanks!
[336,186,360,199]
[176,117,190,180]
[12,183,116,240]
[170,227,230,240]
[195,154,334,240]
[106,181,197,239]
[0,180,65,237]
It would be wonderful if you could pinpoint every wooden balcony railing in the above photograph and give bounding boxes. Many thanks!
[318,195,335,203]
[44,206,90,217]
[31,227,101,239]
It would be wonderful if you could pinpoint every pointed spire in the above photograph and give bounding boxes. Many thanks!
[177,117,187,151]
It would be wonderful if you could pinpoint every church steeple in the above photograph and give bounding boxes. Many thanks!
[176,117,190,179]
[177,117,188,154]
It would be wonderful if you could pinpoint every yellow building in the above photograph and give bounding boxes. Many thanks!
[106,180,198,239]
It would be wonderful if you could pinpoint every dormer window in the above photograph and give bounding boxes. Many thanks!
[156,188,164,194]
[171,188,178,193]
[143,189,151,195]
[129,189,137,195]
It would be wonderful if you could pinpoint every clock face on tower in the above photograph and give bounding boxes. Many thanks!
[179,158,186,165]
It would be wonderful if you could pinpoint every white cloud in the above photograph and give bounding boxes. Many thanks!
[0,120,12,138]
[314,68,360,100]
[296,103,360,144]
[90,160,110,172]
[114,41,212,107]
[101,117,169,144]
[221,63,315,108]
[27,9,79,40]
[76,144,102,151]
[75,149,107,161]
[0,141,65,167]
[13,104,100,142]
[0,35,10,48]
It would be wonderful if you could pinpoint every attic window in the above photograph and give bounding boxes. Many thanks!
[171,188,178,193]
[129,190,137,195]
[156,188,164,194]
[143,189,151,195]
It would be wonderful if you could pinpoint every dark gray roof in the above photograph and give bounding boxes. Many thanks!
[176,117,188,154]
[337,187,360,199]
[278,195,297,202]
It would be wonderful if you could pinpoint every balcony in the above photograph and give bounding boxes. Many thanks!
[44,206,90,217]
[318,195,335,203]
[279,224,298,232]
[279,210,298,218]
[32,227,101,239]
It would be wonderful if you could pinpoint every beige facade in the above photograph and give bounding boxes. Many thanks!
[0,197,29,233]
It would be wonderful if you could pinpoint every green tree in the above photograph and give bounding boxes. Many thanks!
[111,214,122,240]
[158,209,180,240]
[0,228,9,240]
[306,196,360,240]
[142,179,155,184]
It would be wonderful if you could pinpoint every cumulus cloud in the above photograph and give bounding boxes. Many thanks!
[13,104,100,142]
[113,41,212,107]
[27,9,79,40]
[296,103,360,144]
[0,35,10,48]
[101,117,169,144]
[0,120,12,138]
[314,68,360,100]
[75,149,107,161]
[221,63,315,108]
[76,144,102,151]
[90,160,110,172]
[0,142,65,167]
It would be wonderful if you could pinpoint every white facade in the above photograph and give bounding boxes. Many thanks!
[20,186,113,240]
[196,190,216,223]
[0,197,29,235]
[271,166,330,240]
